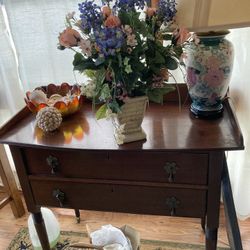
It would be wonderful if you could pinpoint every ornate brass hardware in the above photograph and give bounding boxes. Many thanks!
[164,162,177,182]
[53,189,65,207]
[46,155,60,175]
[166,197,180,216]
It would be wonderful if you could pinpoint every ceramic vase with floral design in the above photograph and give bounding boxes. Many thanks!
[185,31,234,118]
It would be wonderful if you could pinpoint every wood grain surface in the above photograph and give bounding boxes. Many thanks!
[0,95,244,151]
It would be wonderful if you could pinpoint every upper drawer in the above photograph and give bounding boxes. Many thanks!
[22,148,208,185]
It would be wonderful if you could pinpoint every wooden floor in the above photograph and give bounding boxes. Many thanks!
[0,193,250,250]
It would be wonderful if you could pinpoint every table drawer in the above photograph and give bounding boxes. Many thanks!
[23,148,208,185]
[30,178,206,218]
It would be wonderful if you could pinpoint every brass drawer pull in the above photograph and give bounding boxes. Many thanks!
[53,189,65,207]
[46,155,60,175]
[164,162,177,182]
[166,197,180,216]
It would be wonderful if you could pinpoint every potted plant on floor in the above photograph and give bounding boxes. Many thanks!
[58,0,187,144]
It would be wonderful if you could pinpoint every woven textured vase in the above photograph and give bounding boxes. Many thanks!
[115,96,148,144]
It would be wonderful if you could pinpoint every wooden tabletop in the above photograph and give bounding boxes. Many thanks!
[0,88,244,152]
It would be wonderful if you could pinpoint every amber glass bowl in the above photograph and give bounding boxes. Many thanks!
[25,83,84,117]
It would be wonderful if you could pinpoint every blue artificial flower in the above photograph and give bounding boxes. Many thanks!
[157,0,177,23]
[94,27,125,56]
[114,0,145,11]
[78,1,103,33]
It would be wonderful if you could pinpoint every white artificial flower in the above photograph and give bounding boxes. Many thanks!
[127,34,138,47]
[81,80,96,98]
[79,39,92,57]
[122,25,133,35]
[66,12,75,20]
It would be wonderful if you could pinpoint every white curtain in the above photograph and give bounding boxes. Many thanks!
[3,0,85,92]
[0,3,24,125]
[0,1,250,219]
[227,28,250,220]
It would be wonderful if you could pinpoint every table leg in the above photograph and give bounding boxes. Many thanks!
[201,216,206,232]
[32,211,51,250]
[221,154,243,250]
[205,152,224,250]
[205,228,218,249]
[74,209,80,223]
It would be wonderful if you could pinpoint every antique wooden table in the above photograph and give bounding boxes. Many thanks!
[0,87,244,250]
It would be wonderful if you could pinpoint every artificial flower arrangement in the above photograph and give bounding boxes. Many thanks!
[58,0,188,119]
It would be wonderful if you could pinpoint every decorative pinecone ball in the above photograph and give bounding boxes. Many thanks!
[36,107,62,132]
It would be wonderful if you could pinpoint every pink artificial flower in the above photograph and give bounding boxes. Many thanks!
[101,6,112,18]
[79,39,92,57]
[152,75,164,88]
[146,7,157,17]
[204,69,224,87]
[173,27,191,45]
[127,34,137,47]
[105,70,113,82]
[58,28,81,47]
[122,25,133,35]
[127,47,133,54]
[160,68,169,81]
[104,15,121,28]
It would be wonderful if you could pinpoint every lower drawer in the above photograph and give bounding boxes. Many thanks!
[30,179,206,218]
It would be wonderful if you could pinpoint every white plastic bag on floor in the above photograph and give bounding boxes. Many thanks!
[90,224,132,250]
[28,207,60,250]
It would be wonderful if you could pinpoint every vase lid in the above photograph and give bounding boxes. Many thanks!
[195,30,230,45]
[195,30,230,38]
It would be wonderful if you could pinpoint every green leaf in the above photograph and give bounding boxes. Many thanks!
[147,34,155,40]
[134,19,148,36]
[124,57,130,66]
[73,52,84,65]
[154,51,165,64]
[99,84,111,101]
[108,100,121,114]
[150,65,161,75]
[174,46,184,59]
[95,68,106,92]
[73,53,97,71]
[147,86,175,104]
[118,11,130,25]
[165,56,178,70]
[95,56,105,66]
[118,54,123,67]
[132,60,145,72]
[95,104,108,120]
[84,69,96,79]
[162,34,172,40]
[125,64,132,74]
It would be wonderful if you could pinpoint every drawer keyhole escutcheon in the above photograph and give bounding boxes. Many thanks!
[53,189,65,207]
[166,197,180,216]
[46,155,60,175]
[164,162,177,182]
